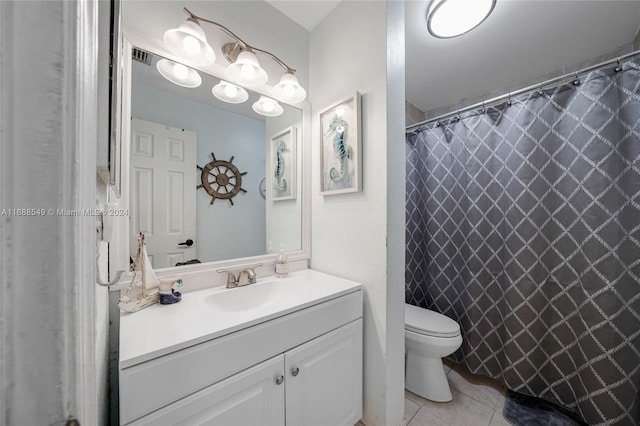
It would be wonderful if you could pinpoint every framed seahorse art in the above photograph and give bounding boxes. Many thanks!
[319,92,362,195]
[269,126,297,201]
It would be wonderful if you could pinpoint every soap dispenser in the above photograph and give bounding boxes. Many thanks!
[274,243,289,278]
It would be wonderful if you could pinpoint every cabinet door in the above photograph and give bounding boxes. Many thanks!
[284,319,363,426]
[130,355,285,426]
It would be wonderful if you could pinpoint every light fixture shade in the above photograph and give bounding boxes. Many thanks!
[228,50,269,87]
[427,0,496,38]
[164,19,216,65]
[156,58,202,88]
[252,96,283,117]
[212,80,249,104]
[273,72,307,103]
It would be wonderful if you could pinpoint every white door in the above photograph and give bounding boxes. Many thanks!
[130,118,197,268]
[130,355,286,426]
[285,319,363,426]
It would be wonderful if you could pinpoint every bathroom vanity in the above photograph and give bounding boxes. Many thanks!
[119,269,363,425]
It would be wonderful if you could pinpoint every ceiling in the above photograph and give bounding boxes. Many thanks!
[267,0,640,116]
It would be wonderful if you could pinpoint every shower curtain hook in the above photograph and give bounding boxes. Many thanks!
[480,102,486,114]
[537,84,544,97]
[615,57,622,73]
[506,93,512,106]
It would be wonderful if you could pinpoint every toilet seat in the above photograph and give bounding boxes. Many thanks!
[405,303,460,338]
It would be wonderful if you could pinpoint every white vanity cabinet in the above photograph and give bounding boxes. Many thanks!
[119,273,363,426]
[130,319,362,426]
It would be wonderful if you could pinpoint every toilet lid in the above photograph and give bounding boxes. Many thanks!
[405,303,461,338]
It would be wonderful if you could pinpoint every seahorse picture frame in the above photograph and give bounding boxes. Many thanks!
[319,92,362,196]
[270,126,297,201]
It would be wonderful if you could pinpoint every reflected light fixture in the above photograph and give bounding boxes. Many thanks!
[427,0,496,38]
[156,58,202,88]
[212,80,249,104]
[252,96,284,117]
[164,7,307,102]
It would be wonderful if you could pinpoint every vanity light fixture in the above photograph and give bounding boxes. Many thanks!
[252,96,284,117]
[212,80,249,104]
[163,7,307,101]
[274,71,307,104]
[427,0,496,38]
[164,18,216,65]
[156,58,202,88]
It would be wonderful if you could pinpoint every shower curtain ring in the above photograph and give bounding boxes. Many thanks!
[615,57,622,73]
[572,72,580,86]
[506,93,512,106]
[537,84,544,97]
[480,102,486,114]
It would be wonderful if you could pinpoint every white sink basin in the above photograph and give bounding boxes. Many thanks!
[204,280,302,312]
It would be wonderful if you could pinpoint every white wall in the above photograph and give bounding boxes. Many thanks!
[265,108,303,253]
[131,82,266,262]
[309,1,405,425]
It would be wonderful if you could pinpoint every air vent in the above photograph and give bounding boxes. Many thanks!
[132,48,151,66]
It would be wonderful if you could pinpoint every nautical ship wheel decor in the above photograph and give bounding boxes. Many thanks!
[197,152,247,205]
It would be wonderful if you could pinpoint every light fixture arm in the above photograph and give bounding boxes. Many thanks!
[183,7,296,74]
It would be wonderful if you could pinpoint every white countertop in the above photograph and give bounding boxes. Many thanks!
[119,269,362,368]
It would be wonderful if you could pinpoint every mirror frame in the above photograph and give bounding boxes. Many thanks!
[110,28,311,285]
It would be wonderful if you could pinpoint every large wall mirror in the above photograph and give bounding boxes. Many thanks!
[112,35,310,276]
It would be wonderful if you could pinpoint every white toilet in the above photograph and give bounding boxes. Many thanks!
[405,303,463,402]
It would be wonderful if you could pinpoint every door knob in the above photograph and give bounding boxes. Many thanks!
[291,367,300,377]
[178,239,194,247]
[275,375,284,385]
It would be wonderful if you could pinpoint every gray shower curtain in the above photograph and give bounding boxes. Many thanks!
[406,59,640,425]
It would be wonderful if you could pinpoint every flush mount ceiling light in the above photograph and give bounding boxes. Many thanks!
[427,0,496,38]
[212,80,249,104]
[164,7,307,102]
[156,58,202,88]
[252,96,284,117]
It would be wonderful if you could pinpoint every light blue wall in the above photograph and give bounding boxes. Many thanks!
[132,82,266,262]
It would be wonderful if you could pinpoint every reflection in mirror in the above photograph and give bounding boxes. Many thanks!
[130,48,302,268]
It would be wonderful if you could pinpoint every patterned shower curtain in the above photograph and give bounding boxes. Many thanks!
[406,59,640,425]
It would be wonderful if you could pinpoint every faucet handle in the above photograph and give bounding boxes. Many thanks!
[217,269,238,287]
[243,264,263,284]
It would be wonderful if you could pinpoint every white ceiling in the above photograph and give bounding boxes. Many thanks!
[265,0,342,31]
[406,0,640,114]
[268,0,640,116]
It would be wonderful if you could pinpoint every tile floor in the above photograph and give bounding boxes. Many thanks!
[403,359,511,426]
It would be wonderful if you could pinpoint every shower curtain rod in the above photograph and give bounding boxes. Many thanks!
[406,48,640,133]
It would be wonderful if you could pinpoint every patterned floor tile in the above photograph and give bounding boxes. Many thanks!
[404,397,421,425]
[417,389,494,426]
[447,363,505,409]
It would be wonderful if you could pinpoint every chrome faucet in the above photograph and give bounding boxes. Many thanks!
[217,264,262,288]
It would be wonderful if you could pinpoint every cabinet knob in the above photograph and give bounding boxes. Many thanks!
[291,367,300,377]
[275,375,284,385]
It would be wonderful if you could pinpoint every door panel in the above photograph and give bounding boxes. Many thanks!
[285,320,363,426]
[130,118,197,268]
[130,355,285,426]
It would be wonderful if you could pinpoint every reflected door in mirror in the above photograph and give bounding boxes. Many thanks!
[130,118,197,268]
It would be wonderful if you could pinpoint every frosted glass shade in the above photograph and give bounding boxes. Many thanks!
[212,80,249,104]
[156,59,202,88]
[427,0,495,38]
[228,50,268,87]
[164,19,215,65]
[274,72,307,103]
[252,96,283,117]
